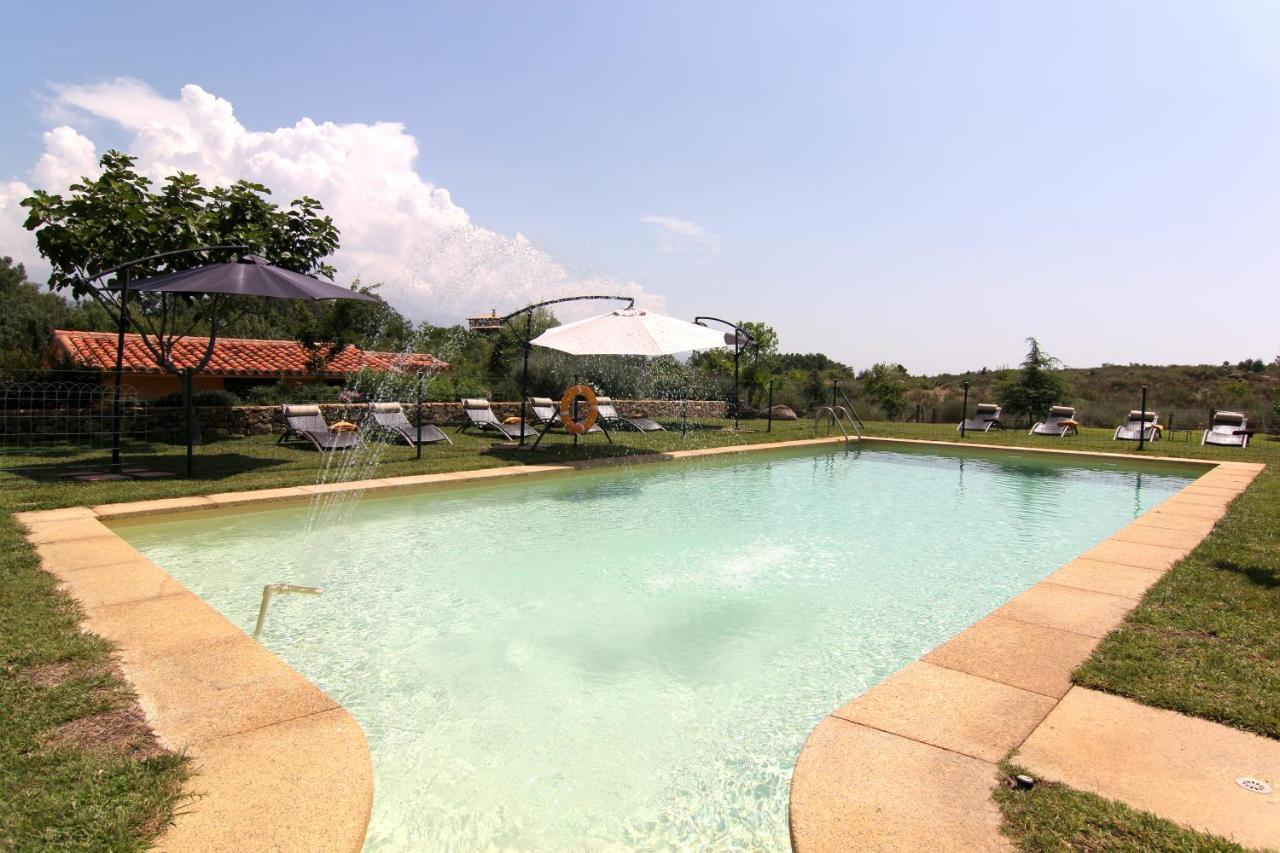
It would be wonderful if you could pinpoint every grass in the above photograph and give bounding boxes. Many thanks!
[0,416,1275,849]
[994,764,1247,852]
[0,497,186,850]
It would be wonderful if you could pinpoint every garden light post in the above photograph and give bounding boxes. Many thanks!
[961,381,970,437]
[694,317,755,431]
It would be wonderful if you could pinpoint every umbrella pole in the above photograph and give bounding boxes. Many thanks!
[518,313,532,448]
[767,379,773,433]
[733,334,741,430]
[416,373,423,460]
[183,367,196,477]
[110,270,130,474]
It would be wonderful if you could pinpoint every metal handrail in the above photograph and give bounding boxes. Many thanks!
[833,405,863,442]
[814,406,860,446]
[835,387,866,431]
[253,583,323,639]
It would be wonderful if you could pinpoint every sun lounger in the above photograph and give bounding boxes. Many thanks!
[369,402,452,446]
[1029,405,1078,437]
[459,398,538,441]
[1114,410,1160,442]
[596,396,665,432]
[527,397,603,434]
[958,403,1003,433]
[277,404,361,451]
[1202,411,1250,448]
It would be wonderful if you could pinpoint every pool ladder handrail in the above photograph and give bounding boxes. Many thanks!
[253,583,323,639]
[814,405,862,446]
[834,386,866,433]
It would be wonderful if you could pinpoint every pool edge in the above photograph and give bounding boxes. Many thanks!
[787,457,1265,852]
[11,436,1245,851]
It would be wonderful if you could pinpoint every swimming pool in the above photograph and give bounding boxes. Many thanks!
[114,444,1194,850]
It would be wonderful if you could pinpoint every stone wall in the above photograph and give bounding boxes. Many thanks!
[148,399,728,440]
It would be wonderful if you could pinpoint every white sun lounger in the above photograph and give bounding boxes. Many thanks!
[596,396,665,432]
[1202,411,1250,448]
[1114,410,1159,442]
[278,404,361,451]
[369,402,452,446]
[458,398,537,442]
[1030,405,1078,437]
[958,403,1003,433]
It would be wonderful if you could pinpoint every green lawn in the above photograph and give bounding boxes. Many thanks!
[1,416,1275,849]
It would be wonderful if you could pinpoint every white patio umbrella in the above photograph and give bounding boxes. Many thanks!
[530,308,729,356]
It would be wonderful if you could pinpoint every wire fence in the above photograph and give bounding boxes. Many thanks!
[0,376,150,464]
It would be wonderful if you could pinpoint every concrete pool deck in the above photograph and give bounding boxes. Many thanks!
[14,436,1261,850]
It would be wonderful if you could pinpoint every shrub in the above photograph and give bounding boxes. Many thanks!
[242,382,344,405]
[153,388,242,408]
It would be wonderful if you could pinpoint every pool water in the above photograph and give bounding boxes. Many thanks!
[116,445,1194,850]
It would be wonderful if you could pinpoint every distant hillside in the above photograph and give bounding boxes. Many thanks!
[882,362,1278,432]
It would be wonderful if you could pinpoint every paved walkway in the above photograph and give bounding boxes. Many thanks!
[1020,687,1280,849]
[790,460,1270,851]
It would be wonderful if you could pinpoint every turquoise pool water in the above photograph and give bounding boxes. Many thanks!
[115,445,1194,850]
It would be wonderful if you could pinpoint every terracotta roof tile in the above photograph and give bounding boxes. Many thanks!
[49,330,449,378]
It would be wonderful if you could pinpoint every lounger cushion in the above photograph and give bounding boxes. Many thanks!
[975,404,1000,415]
[1213,411,1246,425]
[1048,406,1075,416]
[370,402,402,413]
[283,404,321,416]
[462,398,491,409]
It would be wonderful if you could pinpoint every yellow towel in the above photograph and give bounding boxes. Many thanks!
[329,421,358,432]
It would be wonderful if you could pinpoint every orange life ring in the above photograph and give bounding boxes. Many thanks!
[559,384,599,435]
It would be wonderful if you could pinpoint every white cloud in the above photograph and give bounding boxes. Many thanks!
[640,214,721,260]
[32,126,99,190]
[0,180,41,272]
[2,78,661,322]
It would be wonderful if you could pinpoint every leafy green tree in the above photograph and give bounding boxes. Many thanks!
[416,321,493,379]
[996,337,1069,421]
[858,362,910,419]
[0,256,73,370]
[737,320,779,408]
[282,279,414,371]
[688,319,780,410]
[489,307,558,381]
[21,150,340,376]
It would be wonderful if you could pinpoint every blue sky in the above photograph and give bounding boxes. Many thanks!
[2,1,1277,373]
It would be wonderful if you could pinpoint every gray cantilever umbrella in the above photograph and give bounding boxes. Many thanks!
[128,254,378,301]
[123,254,378,475]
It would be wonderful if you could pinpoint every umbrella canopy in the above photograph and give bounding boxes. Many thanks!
[531,308,728,356]
[128,254,377,302]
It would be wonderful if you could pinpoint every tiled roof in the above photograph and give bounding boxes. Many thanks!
[49,330,449,377]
